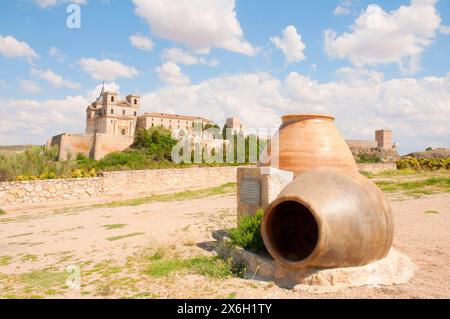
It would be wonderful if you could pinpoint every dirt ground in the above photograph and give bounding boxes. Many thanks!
[0,176,449,299]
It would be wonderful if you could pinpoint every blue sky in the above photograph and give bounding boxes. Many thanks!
[0,0,449,154]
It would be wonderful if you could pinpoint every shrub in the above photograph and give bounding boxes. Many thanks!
[426,147,433,151]
[396,157,450,171]
[356,154,381,163]
[230,209,266,251]
[132,127,177,160]
[70,168,97,178]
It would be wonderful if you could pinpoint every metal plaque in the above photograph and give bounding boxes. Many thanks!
[239,179,261,205]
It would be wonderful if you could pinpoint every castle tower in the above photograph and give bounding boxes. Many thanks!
[85,90,140,137]
[375,129,392,149]
[225,117,245,135]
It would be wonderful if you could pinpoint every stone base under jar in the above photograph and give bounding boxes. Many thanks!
[212,230,415,292]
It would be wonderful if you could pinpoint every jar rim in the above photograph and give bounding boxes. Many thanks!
[282,114,335,122]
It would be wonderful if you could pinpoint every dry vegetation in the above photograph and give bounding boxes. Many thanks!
[0,170,449,299]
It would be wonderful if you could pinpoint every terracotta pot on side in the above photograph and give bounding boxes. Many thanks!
[261,169,394,269]
[259,114,358,176]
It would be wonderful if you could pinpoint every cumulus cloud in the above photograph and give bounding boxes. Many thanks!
[155,62,190,86]
[129,33,154,51]
[33,0,87,8]
[324,0,442,74]
[20,80,41,93]
[0,81,121,145]
[30,68,81,89]
[79,58,138,81]
[0,35,38,62]
[162,48,219,67]
[334,5,351,16]
[440,25,450,34]
[48,47,66,62]
[270,26,306,64]
[132,0,258,56]
[0,95,88,144]
[139,69,450,154]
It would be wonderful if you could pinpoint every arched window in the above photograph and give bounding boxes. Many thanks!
[134,99,137,105]
[111,96,114,102]
[121,128,126,135]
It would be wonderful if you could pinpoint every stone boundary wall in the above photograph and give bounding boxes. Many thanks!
[357,162,397,173]
[0,166,238,207]
[346,139,378,149]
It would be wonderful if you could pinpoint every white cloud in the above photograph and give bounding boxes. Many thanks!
[324,0,442,74]
[48,47,66,62]
[20,80,41,93]
[133,0,258,56]
[0,82,121,145]
[139,69,450,154]
[440,25,450,34]
[155,62,190,87]
[334,5,351,16]
[33,0,87,8]
[129,33,154,51]
[79,58,139,81]
[162,48,219,67]
[0,35,38,62]
[270,26,306,64]
[31,69,81,89]
[0,95,88,144]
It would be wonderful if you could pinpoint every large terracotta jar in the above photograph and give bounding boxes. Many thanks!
[261,169,394,269]
[259,114,357,176]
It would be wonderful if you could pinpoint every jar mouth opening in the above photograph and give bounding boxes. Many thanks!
[281,114,335,122]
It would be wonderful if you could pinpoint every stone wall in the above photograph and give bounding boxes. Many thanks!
[357,162,397,173]
[0,166,238,207]
[346,139,378,149]
[50,133,134,161]
[0,177,104,206]
[93,134,134,160]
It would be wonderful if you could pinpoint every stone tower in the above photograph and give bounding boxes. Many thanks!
[375,129,393,149]
[225,117,245,135]
[86,90,140,136]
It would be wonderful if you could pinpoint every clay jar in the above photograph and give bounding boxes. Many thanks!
[261,169,394,269]
[259,114,358,176]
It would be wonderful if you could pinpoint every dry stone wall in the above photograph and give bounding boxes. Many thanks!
[0,167,238,207]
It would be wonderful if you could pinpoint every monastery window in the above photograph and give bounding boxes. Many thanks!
[134,99,137,105]
[122,110,125,115]
[151,123,154,127]
[111,109,114,114]
[111,96,114,103]
[161,119,163,122]
[134,111,137,116]
[121,128,126,135]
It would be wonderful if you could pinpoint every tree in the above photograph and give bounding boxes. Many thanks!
[131,127,178,160]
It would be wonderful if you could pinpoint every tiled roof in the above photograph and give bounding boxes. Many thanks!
[140,112,212,123]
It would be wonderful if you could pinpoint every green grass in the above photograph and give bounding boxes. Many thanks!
[20,269,67,290]
[21,254,38,262]
[0,255,12,266]
[0,208,6,216]
[145,256,235,279]
[103,224,127,230]
[376,177,450,195]
[106,232,144,241]
[93,182,236,209]
[424,210,440,214]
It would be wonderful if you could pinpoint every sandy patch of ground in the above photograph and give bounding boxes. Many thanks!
[0,182,449,299]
